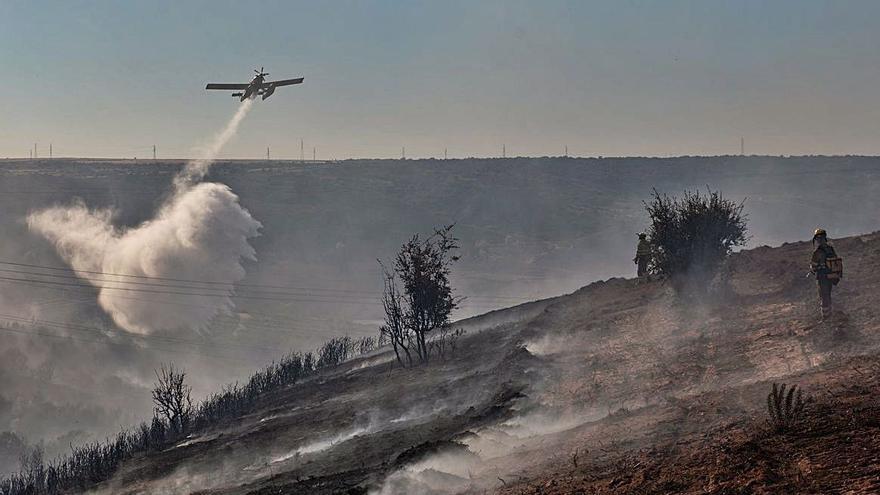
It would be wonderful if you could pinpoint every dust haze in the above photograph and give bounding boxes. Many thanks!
[2,155,880,484]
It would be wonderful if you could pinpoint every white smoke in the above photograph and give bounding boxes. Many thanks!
[270,425,372,465]
[27,101,261,334]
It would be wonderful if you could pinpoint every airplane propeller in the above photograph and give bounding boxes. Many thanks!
[254,67,269,78]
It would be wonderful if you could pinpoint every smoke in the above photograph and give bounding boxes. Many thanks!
[370,410,594,495]
[523,333,571,356]
[270,425,372,465]
[371,451,475,495]
[27,101,261,334]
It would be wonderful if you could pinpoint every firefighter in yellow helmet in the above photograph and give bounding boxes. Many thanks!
[634,233,652,279]
[809,228,842,319]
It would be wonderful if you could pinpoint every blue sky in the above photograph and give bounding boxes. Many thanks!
[3,0,880,158]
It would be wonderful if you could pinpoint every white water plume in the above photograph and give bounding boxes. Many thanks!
[27,102,260,334]
[177,99,254,187]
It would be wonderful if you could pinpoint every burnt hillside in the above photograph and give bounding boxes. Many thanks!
[76,231,880,494]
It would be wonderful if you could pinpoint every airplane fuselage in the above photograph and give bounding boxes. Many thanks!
[239,75,264,101]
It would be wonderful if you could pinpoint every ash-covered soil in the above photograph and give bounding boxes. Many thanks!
[496,356,880,494]
[86,231,880,494]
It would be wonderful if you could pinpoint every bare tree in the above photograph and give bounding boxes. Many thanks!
[152,364,193,436]
[380,225,462,366]
[380,263,413,367]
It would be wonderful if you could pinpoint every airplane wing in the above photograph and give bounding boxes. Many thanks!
[264,77,304,87]
[206,83,249,90]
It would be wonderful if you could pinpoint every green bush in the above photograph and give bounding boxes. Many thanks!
[644,188,747,280]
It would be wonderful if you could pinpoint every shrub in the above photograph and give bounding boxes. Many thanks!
[767,383,806,434]
[428,327,465,360]
[644,188,747,280]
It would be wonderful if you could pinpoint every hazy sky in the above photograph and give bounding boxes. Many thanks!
[3,0,880,159]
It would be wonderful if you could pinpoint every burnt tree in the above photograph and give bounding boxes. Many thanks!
[151,364,193,437]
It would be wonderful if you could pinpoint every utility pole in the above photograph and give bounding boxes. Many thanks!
[444,148,447,160]
[267,147,270,161]
[740,137,745,156]
[153,144,156,160]
[564,145,568,157]
[402,146,405,160]
[300,139,304,161]
[312,147,316,161]
[34,143,37,159]
[49,143,53,159]
[502,144,506,158]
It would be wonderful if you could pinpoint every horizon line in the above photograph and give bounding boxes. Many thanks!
[3,153,880,162]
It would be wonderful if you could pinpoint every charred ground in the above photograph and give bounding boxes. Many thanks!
[73,231,880,494]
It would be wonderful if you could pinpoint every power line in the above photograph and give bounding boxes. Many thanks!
[0,267,242,293]
[0,274,378,305]
[9,284,371,336]
[0,275,521,315]
[0,267,381,303]
[0,260,358,292]
[0,260,533,302]
[2,271,507,333]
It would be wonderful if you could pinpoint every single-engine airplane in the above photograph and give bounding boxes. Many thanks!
[206,67,303,101]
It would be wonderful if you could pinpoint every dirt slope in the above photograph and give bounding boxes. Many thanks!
[89,232,880,494]
[490,232,880,494]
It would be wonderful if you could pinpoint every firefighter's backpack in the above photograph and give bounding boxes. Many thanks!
[826,255,843,283]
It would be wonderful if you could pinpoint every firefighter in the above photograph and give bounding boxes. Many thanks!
[634,233,652,279]
[810,228,842,318]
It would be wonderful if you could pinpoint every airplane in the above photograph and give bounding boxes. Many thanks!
[206,67,303,101]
